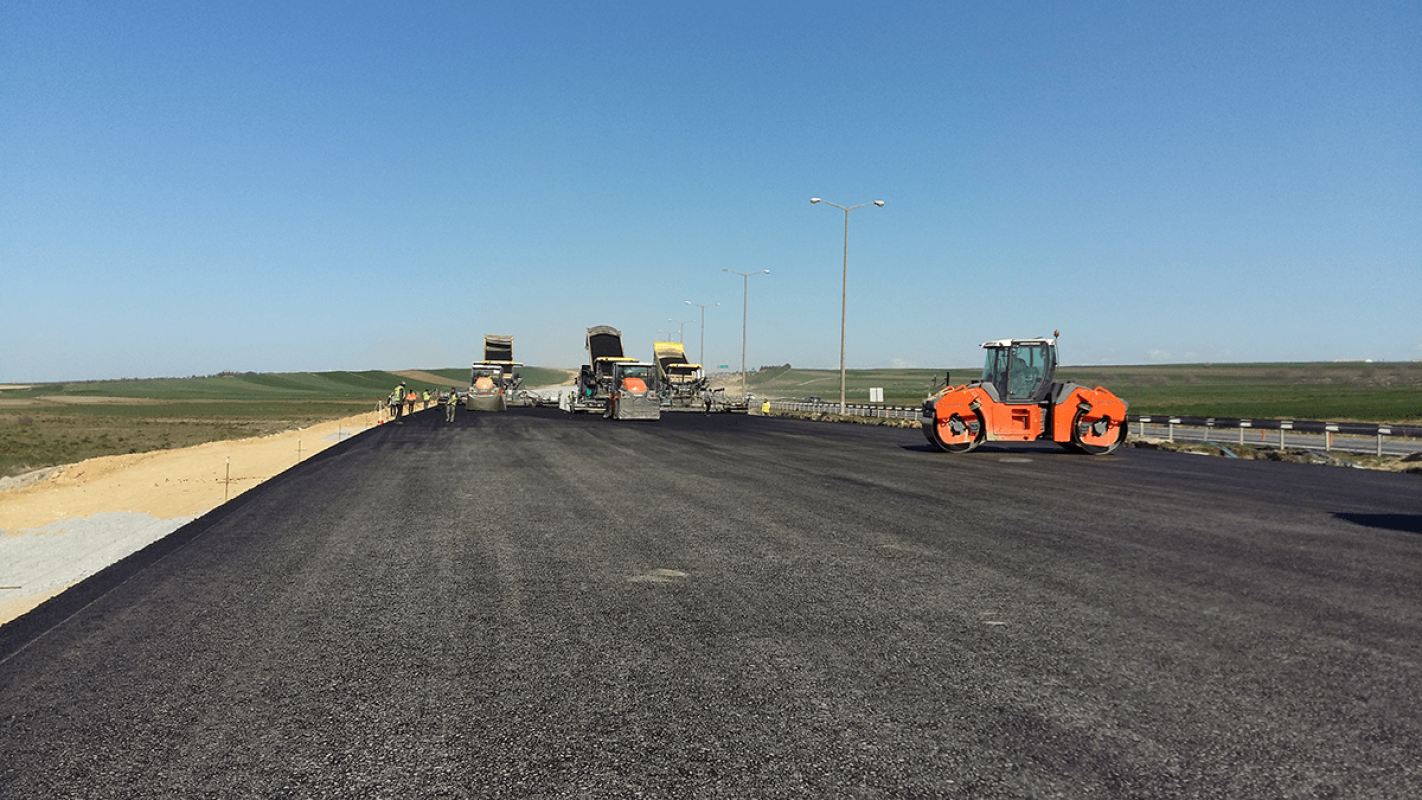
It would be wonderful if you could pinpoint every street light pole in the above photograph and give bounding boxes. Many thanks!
[810,197,884,414]
[724,269,769,400]
[668,318,694,343]
[685,300,718,368]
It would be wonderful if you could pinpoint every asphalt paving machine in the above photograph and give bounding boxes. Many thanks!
[568,325,635,414]
[921,333,1128,455]
[653,341,708,410]
[604,360,662,420]
[465,334,525,412]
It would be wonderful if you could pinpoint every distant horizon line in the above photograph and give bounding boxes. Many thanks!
[5,358,1419,387]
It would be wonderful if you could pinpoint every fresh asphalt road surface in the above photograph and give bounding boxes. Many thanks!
[3,407,1421,798]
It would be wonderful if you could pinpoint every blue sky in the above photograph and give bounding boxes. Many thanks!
[3,1,1418,382]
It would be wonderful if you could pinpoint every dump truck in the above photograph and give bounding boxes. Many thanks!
[604,361,662,420]
[568,325,635,413]
[653,341,707,410]
[921,334,1128,455]
[465,334,525,412]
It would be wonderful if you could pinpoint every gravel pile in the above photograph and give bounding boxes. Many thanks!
[1,511,192,598]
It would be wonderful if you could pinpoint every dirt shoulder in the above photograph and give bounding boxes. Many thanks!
[0,410,379,625]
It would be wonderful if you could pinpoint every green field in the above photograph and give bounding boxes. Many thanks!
[420,366,571,389]
[744,361,1422,423]
[0,367,571,478]
[3,370,421,402]
[3,362,1418,479]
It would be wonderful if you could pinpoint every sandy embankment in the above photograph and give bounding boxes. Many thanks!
[0,411,380,625]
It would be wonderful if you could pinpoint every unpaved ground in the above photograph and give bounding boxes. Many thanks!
[0,410,381,625]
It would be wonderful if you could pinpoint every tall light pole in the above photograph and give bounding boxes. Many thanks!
[685,300,718,368]
[811,197,884,414]
[724,268,769,400]
[668,318,694,343]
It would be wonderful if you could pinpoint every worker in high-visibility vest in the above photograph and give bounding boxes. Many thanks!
[392,382,406,423]
[445,387,459,423]
[422,390,431,410]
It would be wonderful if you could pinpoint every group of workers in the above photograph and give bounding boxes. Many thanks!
[387,382,461,424]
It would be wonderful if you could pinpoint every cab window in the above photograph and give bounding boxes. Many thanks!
[1004,343,1052,401]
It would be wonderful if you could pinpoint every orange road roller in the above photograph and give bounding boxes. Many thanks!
[922,334,1128,455]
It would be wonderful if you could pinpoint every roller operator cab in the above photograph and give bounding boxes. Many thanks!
[921,336,1128,455]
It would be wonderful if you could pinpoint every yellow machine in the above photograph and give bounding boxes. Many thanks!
[465,334,523,412]
[653,341,707,409]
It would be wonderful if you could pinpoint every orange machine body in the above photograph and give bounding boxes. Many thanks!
[922,337,1128,455]
[604,362,662,421]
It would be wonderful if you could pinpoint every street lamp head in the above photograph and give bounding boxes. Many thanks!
[762,269,770,274]
[873,200,885,207]
[810,198,821,204]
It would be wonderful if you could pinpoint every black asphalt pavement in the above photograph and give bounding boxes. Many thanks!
[3,407,1421,798]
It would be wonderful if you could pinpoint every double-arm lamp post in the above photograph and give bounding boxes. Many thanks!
[810,197,884,414]
[668,319,693,343]
[685,300,719,368]
[724,269,770,400]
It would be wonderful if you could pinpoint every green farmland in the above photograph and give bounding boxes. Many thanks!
[743,361,1422,424]
[0,368,569,479]
[418,366,570,389]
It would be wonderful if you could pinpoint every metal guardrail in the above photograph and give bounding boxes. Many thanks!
[764,401,1422,457]
[1132,416,1422,457]
[767,400,921,421]
[1132,415,1422,439]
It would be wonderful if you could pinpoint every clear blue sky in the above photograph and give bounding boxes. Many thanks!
[3,1,1418,382]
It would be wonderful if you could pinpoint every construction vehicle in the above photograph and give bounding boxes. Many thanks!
[921,333,1128,455]
[465,334,524,412]
[604,361,662,420]
[709,387,751,413]
[653,341,708,410]
[568,325,635,414]
[484,334,538,407]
